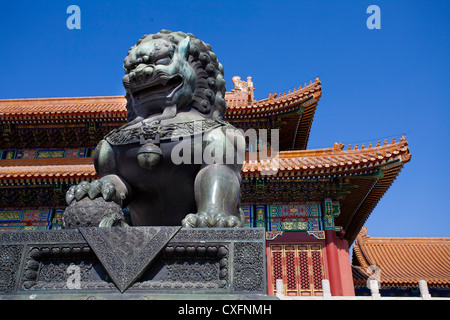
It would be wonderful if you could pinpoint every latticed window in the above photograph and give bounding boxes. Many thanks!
[269,244,325,296]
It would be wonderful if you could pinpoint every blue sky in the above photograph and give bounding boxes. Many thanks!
[1,0,449,238]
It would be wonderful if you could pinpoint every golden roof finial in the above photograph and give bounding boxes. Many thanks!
[376,141,380,147]
[354,144,358,150]
[369,142,372,148]
[392,138,396,144]
[384,139,388,146]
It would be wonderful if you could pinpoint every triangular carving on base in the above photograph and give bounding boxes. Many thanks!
[79,226,180,293]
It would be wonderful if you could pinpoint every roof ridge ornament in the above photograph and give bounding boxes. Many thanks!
[357,226,369,240]
[333,142,345,153]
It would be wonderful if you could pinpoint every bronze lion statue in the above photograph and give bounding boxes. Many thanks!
[63,30,244,229]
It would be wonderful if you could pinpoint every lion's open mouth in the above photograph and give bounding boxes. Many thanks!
[132,75,183,101]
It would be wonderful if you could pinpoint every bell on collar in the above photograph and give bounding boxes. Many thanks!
[137,143,163,169]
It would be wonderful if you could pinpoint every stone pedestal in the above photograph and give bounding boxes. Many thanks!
[0,227,274,300]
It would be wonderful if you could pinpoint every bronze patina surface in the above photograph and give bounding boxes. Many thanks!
[64,30,244,229]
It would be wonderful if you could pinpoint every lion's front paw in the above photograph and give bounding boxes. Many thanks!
[66,179,116,205]
[181,212,242,228]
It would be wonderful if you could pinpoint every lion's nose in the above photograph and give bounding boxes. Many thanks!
[135,64,154,80]
[144,66,154,77]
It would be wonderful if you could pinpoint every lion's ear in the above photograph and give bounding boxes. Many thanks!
[177,36,191,60]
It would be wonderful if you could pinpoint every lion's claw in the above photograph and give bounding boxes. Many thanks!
[181,212,242,228]
[65,185,77,205]
[65,179,116,205]
[101,182,116,201]
[88,179,103,199]
[74,181,90,200]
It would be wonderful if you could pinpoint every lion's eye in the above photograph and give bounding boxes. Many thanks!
[155,57,171,66]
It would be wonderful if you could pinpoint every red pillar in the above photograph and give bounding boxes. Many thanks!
[325,229,343,296]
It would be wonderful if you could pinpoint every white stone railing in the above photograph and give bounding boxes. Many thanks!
[274,279,448,300]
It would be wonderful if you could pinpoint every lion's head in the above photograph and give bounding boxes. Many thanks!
[122,30,226,122]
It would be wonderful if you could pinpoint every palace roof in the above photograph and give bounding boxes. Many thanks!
[225,77,321,119]
[0,158,96,183]
[0,76,321,150]
[0,96,127,121]
[226,77,321,150]
[0,78,320,120]
[352,227,450,288]
[242,137,409,178]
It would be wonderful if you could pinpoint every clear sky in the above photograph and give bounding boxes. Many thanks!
[1,0,449,238]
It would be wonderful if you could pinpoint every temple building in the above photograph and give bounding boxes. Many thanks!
[352,227,450,297]
[0,76,448,297]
